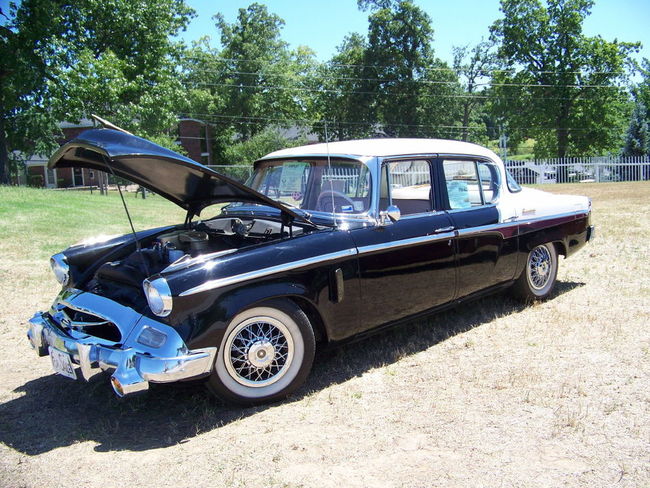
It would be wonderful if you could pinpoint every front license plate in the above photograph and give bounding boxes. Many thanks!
[49,347,77,380]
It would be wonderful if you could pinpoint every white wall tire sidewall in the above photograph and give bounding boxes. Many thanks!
[215,306,305,400]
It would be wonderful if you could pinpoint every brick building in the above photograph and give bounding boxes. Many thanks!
[23,118,213,188]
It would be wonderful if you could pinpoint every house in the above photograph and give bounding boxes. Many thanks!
[22,118,213,188]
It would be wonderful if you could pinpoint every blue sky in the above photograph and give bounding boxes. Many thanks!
[179,0,650,66]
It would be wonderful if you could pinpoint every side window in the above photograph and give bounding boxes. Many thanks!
[443,160,500,209]
[380,160,432,215]
[443,160,480,209]
[477,161,500,204]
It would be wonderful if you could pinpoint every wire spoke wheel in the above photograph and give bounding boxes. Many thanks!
[209,301,315,405]
[224,316,295,388]
[527,245,552,290]
[513,242,558,302]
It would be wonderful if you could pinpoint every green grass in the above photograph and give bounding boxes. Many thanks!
[0,186,186,260]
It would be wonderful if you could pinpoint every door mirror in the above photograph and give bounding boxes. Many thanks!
[378,205,401,226]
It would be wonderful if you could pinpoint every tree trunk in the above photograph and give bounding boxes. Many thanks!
[0,114,9,185]
[556,103,571,183]
[461,102,470,141]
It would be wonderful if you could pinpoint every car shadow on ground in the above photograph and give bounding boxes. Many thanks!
[0,281,584,455]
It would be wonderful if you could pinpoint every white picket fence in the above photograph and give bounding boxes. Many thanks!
[505,156,650,185]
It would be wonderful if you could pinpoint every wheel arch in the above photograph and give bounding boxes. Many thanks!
[287,296,328,344]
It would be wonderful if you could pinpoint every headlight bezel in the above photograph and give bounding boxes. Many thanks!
[50,253,70,286]
[143,276,173,317]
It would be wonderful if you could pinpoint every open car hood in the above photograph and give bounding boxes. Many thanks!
[49,128,311,223]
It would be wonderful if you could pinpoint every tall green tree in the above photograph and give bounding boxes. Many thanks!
[490,0,638,162]
[0,0,194,184]
[213,3,315,141]
[312,33,374,140]
[622,101,649,157]
[633,58,650,122]
[453,39,497,142]
[361,1,460,137]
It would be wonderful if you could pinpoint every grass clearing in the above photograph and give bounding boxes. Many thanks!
[0,182,649,487]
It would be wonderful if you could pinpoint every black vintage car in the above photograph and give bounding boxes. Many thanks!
[27,129,595,405]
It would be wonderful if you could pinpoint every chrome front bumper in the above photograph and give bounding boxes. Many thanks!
[27,289,217,397]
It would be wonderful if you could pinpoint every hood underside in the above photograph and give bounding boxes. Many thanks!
[49,128,308,222]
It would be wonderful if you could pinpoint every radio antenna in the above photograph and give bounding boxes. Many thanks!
[324,120,338,229]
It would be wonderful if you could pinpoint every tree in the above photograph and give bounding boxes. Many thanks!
[453,39,497,142]
[361,1,460,137]
[222,127,308,166]
[634,58,650,122]
[0,0,194,184]
[490,0,639,164]
[622,101,649,156]
[213,3,315,142]
[312,33,374,141]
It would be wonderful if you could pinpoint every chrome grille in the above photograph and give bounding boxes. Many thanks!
[53,306,122,343]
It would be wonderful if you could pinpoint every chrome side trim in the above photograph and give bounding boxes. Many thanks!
[456,222,516,237]
[445,203,498,216]
[452,209,589,238]
[162,248,238,274]
[179,248,358,297]
[513,209,589,225]
[357,232,455,256]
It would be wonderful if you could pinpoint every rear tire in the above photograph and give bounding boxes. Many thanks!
[207,299,315,406]
[512,243,558,302]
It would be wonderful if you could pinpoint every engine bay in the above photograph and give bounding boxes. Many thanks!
[84,216,304,312]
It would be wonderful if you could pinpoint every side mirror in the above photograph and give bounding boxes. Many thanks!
[378,205,401,226]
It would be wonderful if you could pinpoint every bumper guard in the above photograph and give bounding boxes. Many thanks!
[27,289,217,397]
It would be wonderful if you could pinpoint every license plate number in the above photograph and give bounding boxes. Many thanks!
[49,347,77,380]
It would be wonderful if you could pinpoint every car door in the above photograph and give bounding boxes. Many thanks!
[438,158,518,299]
[350,159,456,334]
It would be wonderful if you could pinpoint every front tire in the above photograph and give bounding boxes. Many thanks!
[207,300,315,405]
[512,243,559,302]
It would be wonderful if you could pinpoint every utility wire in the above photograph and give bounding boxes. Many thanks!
[183,55,630,76]
[186,68,626,89]
[182,80,627,101]
[178,113,625,132]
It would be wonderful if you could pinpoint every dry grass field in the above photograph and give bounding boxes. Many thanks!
[0,182,648,488]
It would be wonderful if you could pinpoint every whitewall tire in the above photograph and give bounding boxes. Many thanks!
[207,300,315,405]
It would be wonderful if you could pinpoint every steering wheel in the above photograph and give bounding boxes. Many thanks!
[316,190,356,212]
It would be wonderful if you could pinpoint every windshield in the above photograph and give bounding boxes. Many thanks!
[242,158,372,214]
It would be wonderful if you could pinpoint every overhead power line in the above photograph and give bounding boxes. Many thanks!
[186,68,626,89]
[183,80,627,102]
[183,55,630,77]
[180,112,624,132]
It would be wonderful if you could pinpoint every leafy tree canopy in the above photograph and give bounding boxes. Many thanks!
[0,0,194,183]
[490,0,639,158]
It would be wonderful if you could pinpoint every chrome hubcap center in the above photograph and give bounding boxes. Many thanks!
[247,341,275,368]
[224,317,295,388]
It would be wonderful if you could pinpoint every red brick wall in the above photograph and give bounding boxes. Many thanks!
[27,166,45,187]
[178,119,206,163]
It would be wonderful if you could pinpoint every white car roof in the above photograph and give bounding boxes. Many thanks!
[260,138,501,161]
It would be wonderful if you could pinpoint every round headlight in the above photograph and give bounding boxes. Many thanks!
[50,253,70,286]
[143,277,173,317]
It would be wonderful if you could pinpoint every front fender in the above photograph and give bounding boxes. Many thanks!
[185,279,319,350]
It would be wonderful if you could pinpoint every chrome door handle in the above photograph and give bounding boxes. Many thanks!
[433,226,455,234]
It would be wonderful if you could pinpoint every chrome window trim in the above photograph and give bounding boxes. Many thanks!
[357,231,455,256]
[179,248,358,297]
[440,155,504,206]
[376,156,436,219]
[445,203,498,215]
